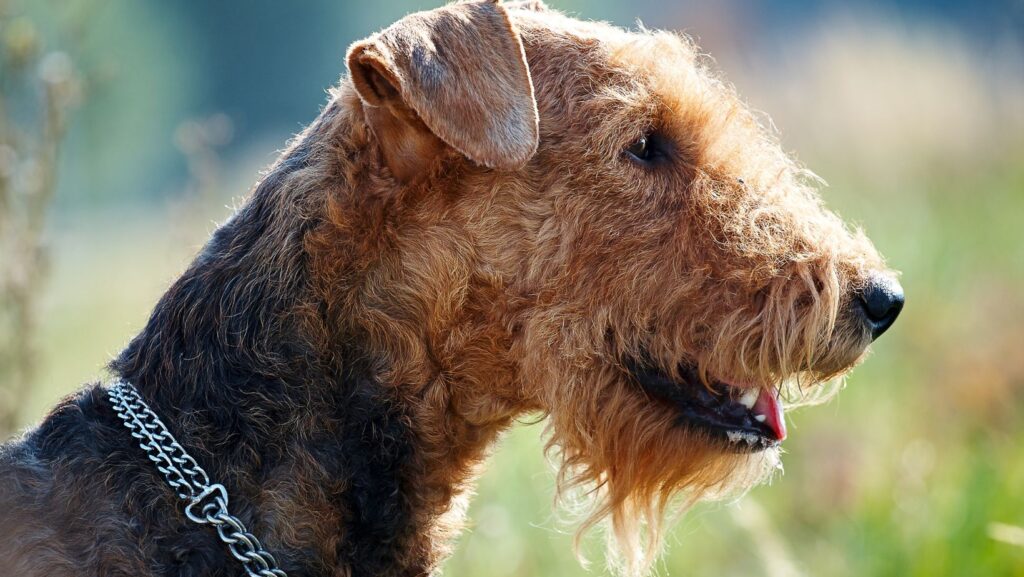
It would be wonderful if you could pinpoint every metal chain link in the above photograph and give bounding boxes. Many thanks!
[107,380,288,577]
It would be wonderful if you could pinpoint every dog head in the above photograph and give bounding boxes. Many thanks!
[342,2,902,574]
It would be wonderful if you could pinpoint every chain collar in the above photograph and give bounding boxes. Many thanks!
[107,379,288,577]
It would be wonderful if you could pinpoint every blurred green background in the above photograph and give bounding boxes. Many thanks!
[1,1,1023,575]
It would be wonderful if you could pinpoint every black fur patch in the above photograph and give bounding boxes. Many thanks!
[332,368,416,577]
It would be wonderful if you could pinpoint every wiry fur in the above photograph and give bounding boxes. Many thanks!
[0,2,895,576]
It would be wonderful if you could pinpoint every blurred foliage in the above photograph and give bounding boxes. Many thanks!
[2,0,1024,575]
[0,0,80,434]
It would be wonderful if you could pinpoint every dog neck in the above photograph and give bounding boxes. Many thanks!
[108,93,525,576]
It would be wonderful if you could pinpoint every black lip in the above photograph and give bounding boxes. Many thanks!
[626,359,779,453]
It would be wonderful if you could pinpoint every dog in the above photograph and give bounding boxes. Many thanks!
[0,2,903,576]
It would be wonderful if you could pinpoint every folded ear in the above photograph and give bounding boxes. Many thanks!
[347,0,538,179]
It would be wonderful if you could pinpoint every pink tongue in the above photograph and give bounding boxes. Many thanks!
[753,388,787,441]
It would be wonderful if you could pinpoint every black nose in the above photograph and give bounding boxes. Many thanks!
[856,275,904,340]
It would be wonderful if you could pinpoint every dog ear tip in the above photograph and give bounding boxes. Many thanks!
[483,144,538,171]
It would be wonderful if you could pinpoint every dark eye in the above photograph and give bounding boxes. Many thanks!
[626,135,652,161]
[625,132,670,165]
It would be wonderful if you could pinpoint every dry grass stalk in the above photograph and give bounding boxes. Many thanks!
[0,6,79,434]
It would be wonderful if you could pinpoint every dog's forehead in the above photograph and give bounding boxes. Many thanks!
[509,8,779,179]
[512,10,712,110]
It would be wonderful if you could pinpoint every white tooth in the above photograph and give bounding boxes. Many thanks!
[739,389,758,409]
[754,414,767,423]
[727,430,759,445]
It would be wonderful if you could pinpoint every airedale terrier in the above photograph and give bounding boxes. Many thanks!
[0,2,903,576]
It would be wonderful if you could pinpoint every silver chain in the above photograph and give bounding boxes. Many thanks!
[107,379,288,577]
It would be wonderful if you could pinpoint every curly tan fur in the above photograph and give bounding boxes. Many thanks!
[0,2,897,576]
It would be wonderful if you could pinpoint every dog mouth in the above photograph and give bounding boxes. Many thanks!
[626,360,787,452]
